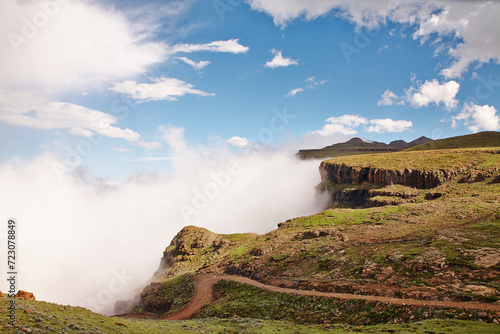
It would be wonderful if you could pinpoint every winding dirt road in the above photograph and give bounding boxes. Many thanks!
[162,274,500,320]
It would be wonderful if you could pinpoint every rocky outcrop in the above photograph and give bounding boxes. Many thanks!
[153,225,231,280]
[16,290,36,301]
[319,162,461,189]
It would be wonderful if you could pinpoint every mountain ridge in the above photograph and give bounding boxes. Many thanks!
[298,135,433,159]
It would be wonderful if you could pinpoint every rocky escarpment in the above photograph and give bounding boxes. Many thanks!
[318,149,500,208]
[319,162,461,189]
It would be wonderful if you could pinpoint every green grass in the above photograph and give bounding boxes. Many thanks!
[406,131,500,151]
[220,233,258,243]
[2,297,499,334]
[292,205,408,228]
[197,280,498,327]
[323,148,500,171]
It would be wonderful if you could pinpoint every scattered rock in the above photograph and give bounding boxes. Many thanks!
[386,252,404,263]
[463,248,500,268]
[16,290,35,301]
[463,285,498,297]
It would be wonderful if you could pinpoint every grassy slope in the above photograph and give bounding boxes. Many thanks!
[406,131,500,151]
[321,147,500,170]
[1,298,499,334]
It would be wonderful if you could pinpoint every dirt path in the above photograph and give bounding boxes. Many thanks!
[130,274,500,321]
[162,276,221,320]
[222,275,500,312]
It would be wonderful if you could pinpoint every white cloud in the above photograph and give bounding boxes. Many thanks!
[0,0,168,90]
[412,2,500,78]
[365,119,413,133]
[378,89,405,106]
[265,49,298,68]
[407,79,460,110]
[452,102,500,133]
[170,39,249,54]
[246,1,500,78]
[159,125,189,154]
[113,148,133,153]
[314,115,368,135]
[285,87,304,97]
[311,114,412,136]
[0,89,160,149]
[285,77,326,97]
[126,157,174,162]
[176,56,210,70]
[111,77,214,102]
[227,136,251,148]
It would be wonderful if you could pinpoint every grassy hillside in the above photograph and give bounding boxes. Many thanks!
[1,297,499,333]
[406,131,500,151]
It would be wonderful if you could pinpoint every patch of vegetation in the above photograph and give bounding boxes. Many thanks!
[197,280,498,326]
[229,245,251,260]
[142,273,197,316]
[221,233,257,243]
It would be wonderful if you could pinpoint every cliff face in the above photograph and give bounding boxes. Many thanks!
[319,162,461,189]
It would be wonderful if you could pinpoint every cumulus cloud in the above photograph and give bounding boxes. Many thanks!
[377,89,405,106]
[452,102,500,133]
[176,57,210,71]
[0,0,168,90]
[314,115,368,135]
[412,2,500,78]
[265,49,298,68]
[365,119,413,133]
[380,79,460,110]
[0,89,160,149]
[312,114,413,136]
[227,136,252,148]
[407,79,460,110]
[111,77,214,102]
[0,134,328,315]
[246,0,500,78]
[170,39,249,54]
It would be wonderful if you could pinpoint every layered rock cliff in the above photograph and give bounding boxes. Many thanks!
[318,149,499,207]
[319,162,460,189]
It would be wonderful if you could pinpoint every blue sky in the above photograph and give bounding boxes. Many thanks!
[1,0,500,178]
